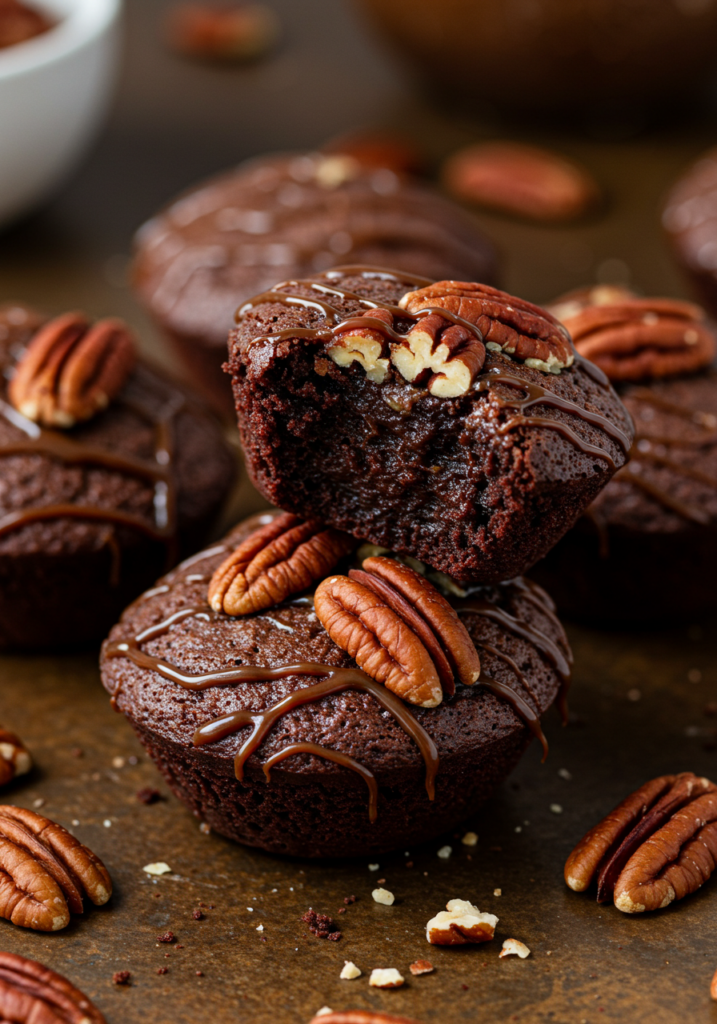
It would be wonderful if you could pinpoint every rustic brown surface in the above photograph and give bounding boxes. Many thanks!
[1,1,717,1021]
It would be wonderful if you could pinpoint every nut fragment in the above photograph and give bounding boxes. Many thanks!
[442,142,600,222]
[564,772,717,913]
[8,312,136,428]
[309,1012,424,1024]
[0,805,112,931]
[499,939,531,958]
[409,960,434,976]
[551,289,716,382]
[340,961,362,980]
[208,512,354,616]
[399,281,573,375]
[315,556,480,708]
[0,727,32,787]
[166,3,279,61]
[369,968,405,989]
[0,951,106,1024]
[328,309,393,383]
[426,899,498,945]
[372,888,395,906]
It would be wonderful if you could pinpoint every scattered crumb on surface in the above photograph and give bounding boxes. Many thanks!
[500,939,531,959]
[340,961,362,980]
[143,862,172,876]
[461,832,478,846]
[369,968,405,988]
[437,845,452,859]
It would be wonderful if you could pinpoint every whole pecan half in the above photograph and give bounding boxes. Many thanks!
[0,805,112,931]
[0,951,106,1024]
[8,312,137,428]
[0,727,32,787]
[314,556,480,707]
[553,290,716,382]
[442,142,600,222]
[398,281,574,376]
[208,512,355,616]
[564,772,717,913]
[309,1013,424,1024]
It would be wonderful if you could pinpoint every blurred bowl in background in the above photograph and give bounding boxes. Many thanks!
[0,0,121,230]
[356,0,717,119]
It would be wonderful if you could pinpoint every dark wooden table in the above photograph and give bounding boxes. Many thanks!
[1,2,716,1021]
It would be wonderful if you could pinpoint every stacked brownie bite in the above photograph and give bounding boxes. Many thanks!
[101,267,633,856]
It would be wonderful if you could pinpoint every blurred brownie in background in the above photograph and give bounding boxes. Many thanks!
[133,152,498,415]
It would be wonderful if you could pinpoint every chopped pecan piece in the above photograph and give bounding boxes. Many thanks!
[208,512,354,616]
[315,557,480,707]
[565,772,717,913]
[398,281,573,376]
[0,727,32,787]
[0,805,112,931]
[409,959,434,975]
[426,898,498,945]
[8,312,136,428]
[0,951,106,1023]
[552,290,716,382]
[327,309,393,383]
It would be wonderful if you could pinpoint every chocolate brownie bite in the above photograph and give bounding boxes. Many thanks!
[227,268,633,586]
[100,512,571,858]
[0,302,236,650]
[533,287,717,624]
[133,152,498,414]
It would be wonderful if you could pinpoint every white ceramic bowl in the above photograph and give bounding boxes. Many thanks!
[0,0,121,229]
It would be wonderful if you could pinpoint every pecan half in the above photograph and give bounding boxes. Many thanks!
[442,142,600,222]
[208,512,355,616]
[564,772,717,913]
[8,312,137,428]
[314,557,480,707]
[327,309,393,383]
[554,291,716,382]
[0,727,32,787]
[0,805,112,931]
[0,951,106,1024]
[390,312,486,397]
[426,898,498,945]
[309,1012,424,1024]
[398,281,574,375]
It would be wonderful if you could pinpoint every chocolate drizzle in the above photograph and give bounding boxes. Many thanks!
[106,544,568,816]
[0,369,182,566]
[236,266,630,468]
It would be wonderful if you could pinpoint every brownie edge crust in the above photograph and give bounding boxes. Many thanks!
[100,513,569,858]
[228,270,634,586]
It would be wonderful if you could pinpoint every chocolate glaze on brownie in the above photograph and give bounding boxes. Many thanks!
[133,153,498,412]
[533,371,717,623]
[100,513,571,857]
[0,303,236,650]
[227,268,633,585]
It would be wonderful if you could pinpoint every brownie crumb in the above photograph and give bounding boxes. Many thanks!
[193,909,204,920]
[343,896,357,905]
[157,967,169,975]
[136,787,162,804]
[113,971,131,985]
[196,970,204,976]
[157,931,176,944]
[301,909,341,940]
[71,748,84,758]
